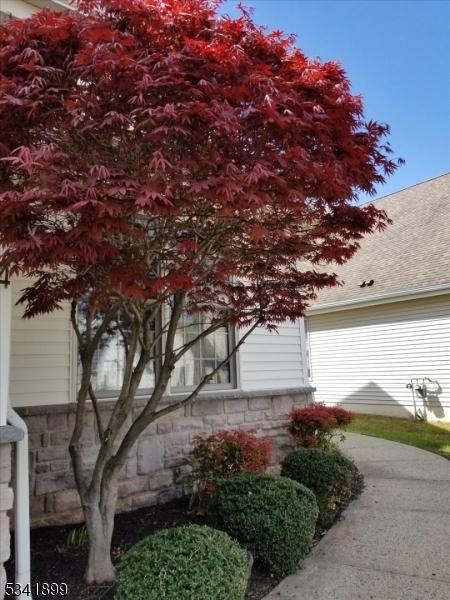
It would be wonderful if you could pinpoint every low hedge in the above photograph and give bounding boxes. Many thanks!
[281,447,354,526]
[115,524,249,600]
[208,472,318,577]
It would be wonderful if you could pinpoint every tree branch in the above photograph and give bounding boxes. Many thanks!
[154,320,260,420]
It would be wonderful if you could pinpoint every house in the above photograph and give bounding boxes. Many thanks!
[306,173,450,421]
[0,5,314,597]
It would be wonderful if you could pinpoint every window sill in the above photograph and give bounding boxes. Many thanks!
[16,386,316,416]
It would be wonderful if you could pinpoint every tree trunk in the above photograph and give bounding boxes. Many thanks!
[84,483,118,585]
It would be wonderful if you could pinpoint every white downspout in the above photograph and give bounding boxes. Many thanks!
[0,276,11,426]
[0,272,32,599]
[7,408,32,600]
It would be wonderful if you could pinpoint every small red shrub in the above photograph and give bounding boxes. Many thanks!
[286,404,355,449]
[329,405,356,426]
[189,429,272,510]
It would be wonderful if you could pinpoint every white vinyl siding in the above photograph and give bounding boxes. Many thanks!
[8,277,309,407]
[1,1,39,19]
[10,279,72,407]
[239,320,308,390]
[308,294,450,420]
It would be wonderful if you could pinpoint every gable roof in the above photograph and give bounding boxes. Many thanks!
[308,172,450,312]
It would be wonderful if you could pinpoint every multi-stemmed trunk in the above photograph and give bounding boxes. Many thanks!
[69,296,258,584]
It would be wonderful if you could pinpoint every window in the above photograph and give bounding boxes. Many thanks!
[172,314,235,390]
[77,307,235,396]
[77,307,155,397]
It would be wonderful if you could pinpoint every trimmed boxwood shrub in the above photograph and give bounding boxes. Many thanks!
[115,524,249,600]
[281,447,354,526]
[208,473,318,577]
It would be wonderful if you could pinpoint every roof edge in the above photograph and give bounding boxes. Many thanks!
[360,171,450,208]
[306,283,450,316]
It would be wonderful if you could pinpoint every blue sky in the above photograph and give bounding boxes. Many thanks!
[221,0,450,200]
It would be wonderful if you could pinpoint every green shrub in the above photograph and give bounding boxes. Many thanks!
[189,429,272,511]
[281,447,354,526]
[208,473,318,577]
[115,524,249,600]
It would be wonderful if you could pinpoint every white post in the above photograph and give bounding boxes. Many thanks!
[0,281,12,426]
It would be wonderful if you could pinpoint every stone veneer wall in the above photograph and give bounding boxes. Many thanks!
[17,388,313,528]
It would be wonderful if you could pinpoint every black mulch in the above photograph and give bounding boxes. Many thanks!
[6,469,364,600]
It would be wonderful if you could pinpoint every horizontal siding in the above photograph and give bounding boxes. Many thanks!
[239,320,307,391]
[8,276,307,405]
[2,1,40,19]
[308,294,450,420]
[10,278,72,407]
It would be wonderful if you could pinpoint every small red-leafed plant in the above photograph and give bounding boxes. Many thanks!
[329,405,356,427]
[189,429,272,511]
[286,404,355,449]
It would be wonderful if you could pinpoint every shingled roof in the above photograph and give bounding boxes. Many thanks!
[309,172,450,311]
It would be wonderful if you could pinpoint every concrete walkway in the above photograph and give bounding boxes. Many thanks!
[265,433,450,600]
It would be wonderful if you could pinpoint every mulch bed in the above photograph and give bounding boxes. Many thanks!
[6,469,364,600]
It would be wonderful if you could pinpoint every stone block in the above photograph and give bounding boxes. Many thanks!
[174,464,192,484]
[204,415,227,428]
[44,495,54,513]
[0,485,13,512]
[272,395,295,418]
[239,423,264,433]
[158,488,181,504]
[192,399,223,416]
[0,445,11,484]
[157,421,172,434]
[49,431,70,446]
[50,460,71,473]
[116,497,133,513]
[28,433,44,450]
[244,410,266,423]
[30,495,45,517]
[53,489,81,513]
[119,477,148,498]
[164,453,185,469]
[224,398,247,413]
[0,514,10,563]
[141,423,157,437]
[137,437,164,475]
[131,491,157,510]
[46,413,68,431]
[249,397,272,411]
[26,416,47,433]
[125,454,138,478]
[172,417,204,432]
[37,445,69,463]
[164,432,190,448]
[227,413,245,426]
[35,463,49,474]
[149,469,173,491]
[35,471,74,495]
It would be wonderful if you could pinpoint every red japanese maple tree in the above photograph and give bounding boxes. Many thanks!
[0,0,401,583]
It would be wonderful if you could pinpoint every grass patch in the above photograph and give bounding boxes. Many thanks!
[347,414,450,459]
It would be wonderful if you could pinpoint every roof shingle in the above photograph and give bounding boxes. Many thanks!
[309,173,450,309]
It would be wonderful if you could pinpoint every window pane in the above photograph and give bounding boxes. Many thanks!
[78,306,155,394]
[202,359,217,384]
[214,333,229,360]
[217,364,231,384]
[172,315,232,389]
[201,336,216,359]
[172,365,185,388]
